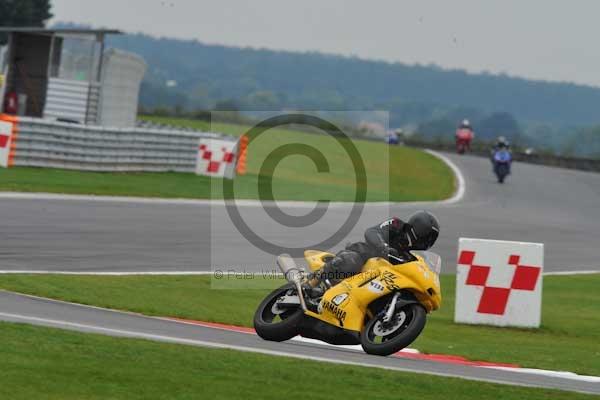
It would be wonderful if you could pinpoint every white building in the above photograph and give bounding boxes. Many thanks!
[0,28,146,127]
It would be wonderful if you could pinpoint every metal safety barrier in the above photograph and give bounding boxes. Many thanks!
[0,115,235,173]
[404,139,600,173]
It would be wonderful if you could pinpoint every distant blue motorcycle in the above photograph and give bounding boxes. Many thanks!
[493,149,512,183]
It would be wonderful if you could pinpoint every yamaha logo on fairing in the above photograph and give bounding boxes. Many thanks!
[321,300,347,323]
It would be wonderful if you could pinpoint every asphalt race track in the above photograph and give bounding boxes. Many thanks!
[0,290,598,395]
[0,153,599,273]
[1,153,599,394]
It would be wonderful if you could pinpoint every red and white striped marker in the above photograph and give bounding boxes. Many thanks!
[195,138,238,179]
[0,120,12,168]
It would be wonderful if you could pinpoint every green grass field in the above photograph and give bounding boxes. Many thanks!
[1,273,598,375]
[0,322,593,400]
[0,116,454,201]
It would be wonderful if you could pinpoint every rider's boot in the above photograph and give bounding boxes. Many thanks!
[301,258,341,299]
[302,271,330,298]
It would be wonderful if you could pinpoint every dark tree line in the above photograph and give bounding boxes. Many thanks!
[0,0,52,43]
[101,30,600,129]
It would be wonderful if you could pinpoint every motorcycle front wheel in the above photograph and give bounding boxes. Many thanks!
[495,164,509,183]
[253,283,304,342]
[360,303,426,356]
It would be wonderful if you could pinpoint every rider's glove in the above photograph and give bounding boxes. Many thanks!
[380,244,399,258]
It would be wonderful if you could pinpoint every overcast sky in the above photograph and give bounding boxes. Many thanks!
[51,0,600,87]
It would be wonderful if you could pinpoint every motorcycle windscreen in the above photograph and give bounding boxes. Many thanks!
[494,150,512,163]
[411,251,442,275]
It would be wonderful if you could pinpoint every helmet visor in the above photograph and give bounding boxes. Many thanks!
[425,229,439,249]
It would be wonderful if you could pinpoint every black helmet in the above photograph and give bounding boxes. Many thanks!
[407,211,440,250]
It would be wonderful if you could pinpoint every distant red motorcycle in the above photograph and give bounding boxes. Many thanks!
[455,137,471,154]
[455,120,474,154]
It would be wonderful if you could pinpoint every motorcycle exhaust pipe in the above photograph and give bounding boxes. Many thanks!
[277,254,304,282]
[276,254,307,311]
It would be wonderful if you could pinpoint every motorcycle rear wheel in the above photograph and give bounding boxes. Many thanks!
[360,303,426,356]
[254,283,304,342]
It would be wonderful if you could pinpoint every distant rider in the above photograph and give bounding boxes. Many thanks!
[305,211,440,297]
[491,136,510,153]
[491,136,512,173]
[455,119,474,151]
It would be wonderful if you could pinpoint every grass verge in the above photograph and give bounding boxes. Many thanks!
[0,117,454,201]
[1,273,597,375]
[0,322,594,400]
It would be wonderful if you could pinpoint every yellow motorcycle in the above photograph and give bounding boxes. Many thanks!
[254,250,442,356]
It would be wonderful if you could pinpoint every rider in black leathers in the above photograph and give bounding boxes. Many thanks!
[305,211,440,296]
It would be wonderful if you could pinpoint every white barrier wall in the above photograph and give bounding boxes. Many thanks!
[98,49,147,127]
[0,120,11,167]
[455,238,544,328]
[196,138,238,179]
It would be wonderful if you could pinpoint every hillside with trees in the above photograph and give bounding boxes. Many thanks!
[47,24,600,157]
[104,32,600,124]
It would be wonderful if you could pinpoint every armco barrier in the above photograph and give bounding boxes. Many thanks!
[0,115,235,173]
[405,140,600,173]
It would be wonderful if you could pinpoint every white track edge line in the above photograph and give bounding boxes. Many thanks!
[0,192,432,208]
[424,149,466,204]
[482,366,600,383]
[543,270,600,276]
[0,270,278,276]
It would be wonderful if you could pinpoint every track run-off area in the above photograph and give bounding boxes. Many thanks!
[1,151,599,394]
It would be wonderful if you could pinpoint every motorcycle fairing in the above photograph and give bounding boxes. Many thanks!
[304,254,442,332]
